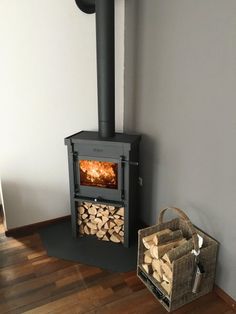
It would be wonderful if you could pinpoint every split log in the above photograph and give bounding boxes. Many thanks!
[102,210,109,216]
[89,215,95,221]
[82,214,88,220]
[88,206,97,216]
[162,239,193,264]
[108,229,115,235]
[114,219,124,226]
[152,259,163,276]
[78,206,85,215]
[102,235,109,241]
[114,226,121,233]
[161,281,172,295]
[96,230,106,238]
[84,225,90,235]
[142,264,152,274]
[163,273,172,284]
[143,240,153,250]
[79,225,84,234]
[108,221,116,229]
[153,271,162,282]
[142,229,171,248]
[77,220,82,226]
[160,259,172,280]
[119,231,124,236]
[153,230,183,246]
[90,229,97,235]
[114,214,120,219]
[144,250,153,264]
[108,206,115,211]
[110,233,122,243]
[116,207,124,217]
[104,223,109,230]
[94,218,102,225]
[86,222,97,230]
[151,238,187,259]
[102,216,109,224]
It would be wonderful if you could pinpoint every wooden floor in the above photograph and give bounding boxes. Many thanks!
[0,214,233,314]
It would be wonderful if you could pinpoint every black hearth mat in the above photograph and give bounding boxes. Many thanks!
[39,220,138,272]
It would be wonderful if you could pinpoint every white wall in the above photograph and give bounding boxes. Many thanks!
[0,0,124,229]
[125,0,236,299]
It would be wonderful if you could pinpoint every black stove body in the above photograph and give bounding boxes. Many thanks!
[65,0,141,247]
[65,131,141,247]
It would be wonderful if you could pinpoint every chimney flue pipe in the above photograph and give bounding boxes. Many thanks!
[96,0,115,138]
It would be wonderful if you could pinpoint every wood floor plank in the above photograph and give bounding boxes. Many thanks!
[0,214,233,314]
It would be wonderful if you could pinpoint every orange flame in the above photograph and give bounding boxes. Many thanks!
[79,160,118,189]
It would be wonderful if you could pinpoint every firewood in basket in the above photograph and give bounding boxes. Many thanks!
[161,281,172,296]
[153,271,162,282]
[160,259,172,280]
[152,259,163,276]
[116,207,124,217]
[163,273,172,284]
[97,213,103,218]
[108,206,115,211]
[114,214,121,219]
[142,264,152,274]
[119,230,124,236]
[162,239,194,264]
[98,208,103,213]
[142,229,171,249]
[144,250,153,264]
[88,206,97,216]
[153,229,183,246]
[151,239,185,259]
[110,233,122,243]
[114,219,124,226]
[78,206,85,215]
[77,220,82,226]
[108,229,115,235]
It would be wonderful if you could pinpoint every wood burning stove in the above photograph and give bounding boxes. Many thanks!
[65,0,141,247]
[65,131,141,247]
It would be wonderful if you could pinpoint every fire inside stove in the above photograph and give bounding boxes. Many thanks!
[79,160,118,189]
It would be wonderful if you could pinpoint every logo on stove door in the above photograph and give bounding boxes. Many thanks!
[93,148,103,153]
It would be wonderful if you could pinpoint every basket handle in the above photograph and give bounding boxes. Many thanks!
[158,207,199,253]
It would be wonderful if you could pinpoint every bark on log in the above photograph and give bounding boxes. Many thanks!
[153,230,183,245]
[151,239,184,259]
[162,239,193,264]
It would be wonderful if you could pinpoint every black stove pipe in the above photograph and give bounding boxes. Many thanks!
[96,0,115,138]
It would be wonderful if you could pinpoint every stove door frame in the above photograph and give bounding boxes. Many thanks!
[75,155,124,202]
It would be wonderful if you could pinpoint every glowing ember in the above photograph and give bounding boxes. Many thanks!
[79,160,118,189]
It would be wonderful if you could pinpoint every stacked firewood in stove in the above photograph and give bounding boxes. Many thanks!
[77,202,124,243]
[141,229,194,296]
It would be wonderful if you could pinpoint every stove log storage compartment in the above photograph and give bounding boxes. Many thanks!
[65,131,141,248]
